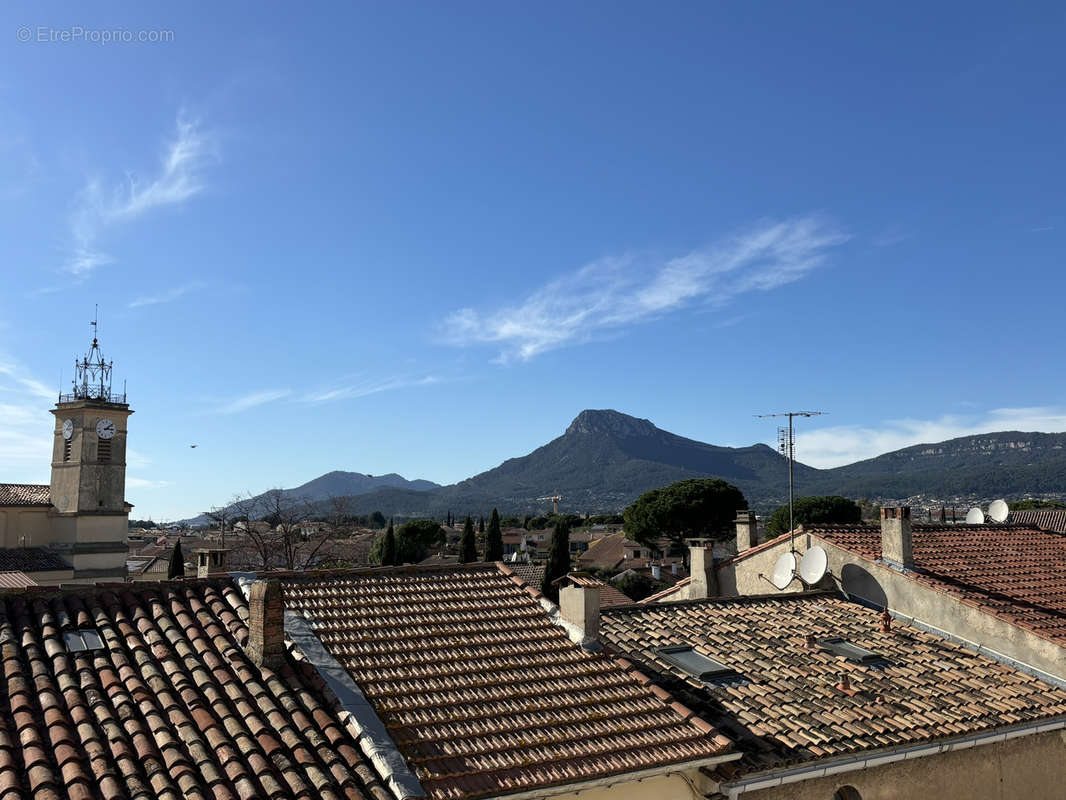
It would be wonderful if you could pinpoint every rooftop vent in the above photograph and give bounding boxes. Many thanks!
[63,630,104,652]
[818,637,884,664]
[657,645,739,683]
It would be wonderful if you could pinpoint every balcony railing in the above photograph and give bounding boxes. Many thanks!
[58,390,127,404]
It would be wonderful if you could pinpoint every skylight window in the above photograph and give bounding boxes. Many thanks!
[63,630,104,652]
[656,645,738,682]
[818,637,884,664]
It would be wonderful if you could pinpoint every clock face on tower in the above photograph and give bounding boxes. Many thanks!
[62,419,74,440]
[96,418,116,440]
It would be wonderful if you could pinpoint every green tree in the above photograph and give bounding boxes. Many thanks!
[168,541,185,579]
[397,519,446,563]
[613,572,656,602]
[381,519,398,565]
[478,516,485,534]
[484,508,504,561]
[369,511,387,529]
[541,519,571,603]
[459,516,477,563]
[765,495,862,537]
[1010,499,1066,510]
[623,478,747,548]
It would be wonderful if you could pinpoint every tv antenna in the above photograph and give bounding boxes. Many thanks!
[755,411,826,551]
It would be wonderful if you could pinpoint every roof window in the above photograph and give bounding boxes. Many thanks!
[63,630,104,652]
[818,637,884,664]
[657,645,739,682]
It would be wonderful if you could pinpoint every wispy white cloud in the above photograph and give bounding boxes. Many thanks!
[216,389,291,414]
[443,216,847,362]
[302,375,440,404]
[65,113,216,275]
[0,361,55,482]
[0,362,56,401]
[128,281,205,309]
[794,406,1066,468]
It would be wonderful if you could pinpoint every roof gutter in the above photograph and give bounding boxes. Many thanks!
[716,717,1066,799]
[482,751,742,800]
[232,573,426,800]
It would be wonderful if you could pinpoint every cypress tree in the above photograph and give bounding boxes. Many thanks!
[541,519,571,603]
[382,519,398,566]
[459,516,477,564]
[168,540,185,580]
[478,516,485,534]
[484,507,504,562]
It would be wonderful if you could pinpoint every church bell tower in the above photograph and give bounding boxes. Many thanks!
[48,315,132,580]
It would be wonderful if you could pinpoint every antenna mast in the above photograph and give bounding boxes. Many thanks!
[755,411,826,551]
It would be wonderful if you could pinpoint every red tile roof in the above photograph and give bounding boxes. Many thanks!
[1009,509,1066,534]
[0,571,36,588]
[278,564,732,800]
[0,580,393,800]
[0,483,50,506]
[600,592,1066,776]
[0,547,70,573]
[639,577,691,604]
[812,522,1066,647]
[556,572,635,607]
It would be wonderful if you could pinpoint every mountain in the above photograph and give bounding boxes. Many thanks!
[809,432,1066,500]
[186,412,1066,523]
[183,471,440,525]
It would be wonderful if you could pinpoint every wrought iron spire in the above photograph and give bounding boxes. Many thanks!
[61,307,126,403]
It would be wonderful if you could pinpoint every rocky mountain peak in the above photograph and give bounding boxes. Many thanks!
[565,409,658,438]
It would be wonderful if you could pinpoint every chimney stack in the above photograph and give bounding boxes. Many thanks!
[880,507,913,569]
[735,510,759,552]
[247,579,285,670]
[688,540,718,599]
[559,580,600,639]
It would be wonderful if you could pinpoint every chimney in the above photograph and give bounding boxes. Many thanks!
[735,510,759,552]
[559,581,600,639]
[688,540,718,599]
[195,547,229,579]
[651,563,661,580]
[247,579,285,670]
[880,507,913,569]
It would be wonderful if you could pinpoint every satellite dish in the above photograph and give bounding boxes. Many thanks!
[771,552,796,590]
[965,507,985,524]
[799,546,829,584]
[988,499,1009,523]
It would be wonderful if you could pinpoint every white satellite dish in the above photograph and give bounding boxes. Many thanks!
[771,552,797,590]
[988,499,1009,523]
[965,507,985,524]
[799,546,829,585]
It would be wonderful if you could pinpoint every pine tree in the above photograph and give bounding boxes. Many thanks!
[459,515,477,564]
[382,519,398,566]
[484,507,504,562]
[168,540,185,580]
[541,519,571,603]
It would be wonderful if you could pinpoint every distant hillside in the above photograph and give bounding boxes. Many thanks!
[184,471,439,525]
[188,412,1066,523]
[809,432,1066,500]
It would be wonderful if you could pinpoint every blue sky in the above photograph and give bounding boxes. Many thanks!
[1,2,1064,520]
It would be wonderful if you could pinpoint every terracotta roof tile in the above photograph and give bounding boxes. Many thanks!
[1008,509,1066,534]
[812,523,1066,647]
[0,581,392,800]
[0,548,69,573]
[600,592,1066,777]
[0,483,50,507]
[278,564,731,800]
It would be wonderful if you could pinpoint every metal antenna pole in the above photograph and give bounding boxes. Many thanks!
[756,411,826,552]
